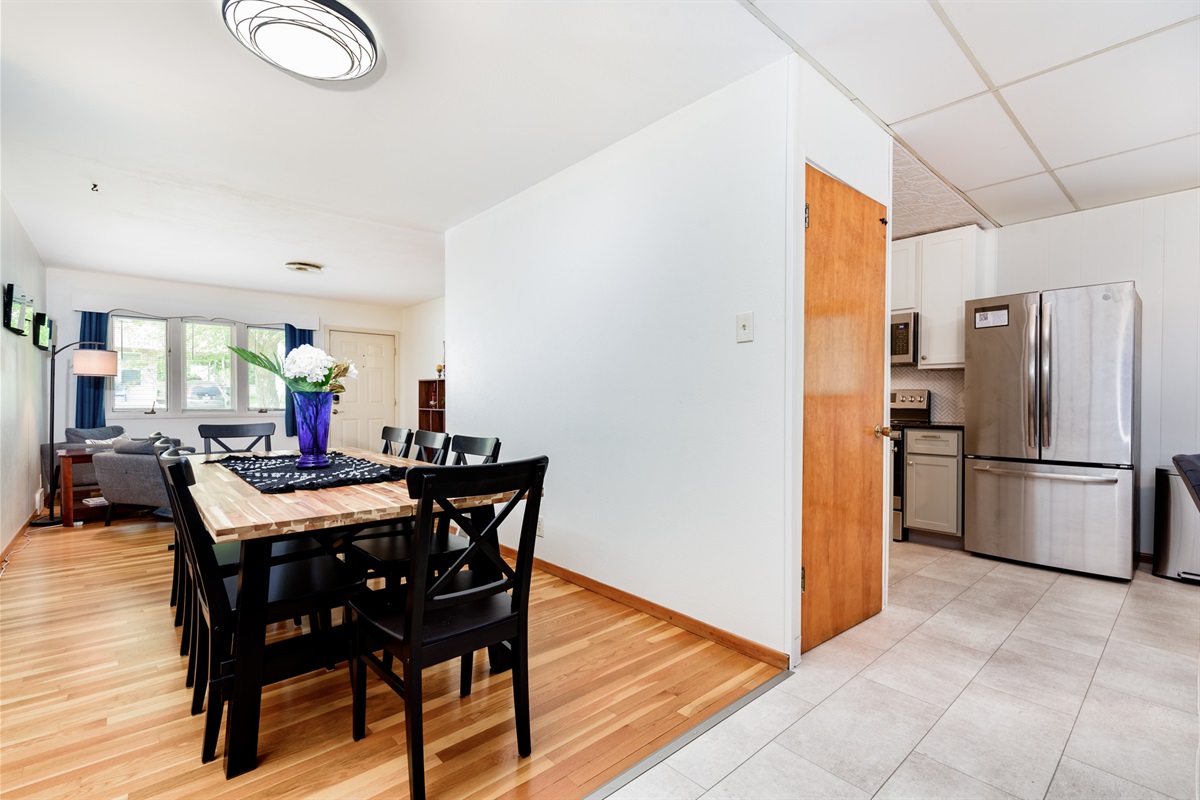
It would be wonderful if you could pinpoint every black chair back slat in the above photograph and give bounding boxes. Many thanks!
[410,430,450,464]
[381,426,414,457]
[448,435,501,465]
[198,422,274,455]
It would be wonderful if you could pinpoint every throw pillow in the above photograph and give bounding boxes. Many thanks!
[85,434,131,445]
[113,439,159,455]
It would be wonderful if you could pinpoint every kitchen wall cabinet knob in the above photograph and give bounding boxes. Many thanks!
[921,355,928,360]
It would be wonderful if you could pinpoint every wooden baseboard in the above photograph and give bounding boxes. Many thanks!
[503,545,789,670]
[1138,552,1153,564]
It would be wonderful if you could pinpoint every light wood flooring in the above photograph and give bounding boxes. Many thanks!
[0,517,778,798]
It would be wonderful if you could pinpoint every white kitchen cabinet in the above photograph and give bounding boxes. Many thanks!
[904,428,962,536]
[890,225,989,369]
[891,237,918,312]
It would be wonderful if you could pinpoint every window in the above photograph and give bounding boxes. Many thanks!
[184,321,233,410]
[246,327,286,410]
[111,316,167,412]
[107,315,286,416]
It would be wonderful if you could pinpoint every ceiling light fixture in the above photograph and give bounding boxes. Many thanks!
[222,0,377,81]
[285,261,324,272]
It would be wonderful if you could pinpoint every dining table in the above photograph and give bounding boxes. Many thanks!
[187,445,514,779]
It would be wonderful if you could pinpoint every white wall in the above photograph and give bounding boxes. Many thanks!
[43,268,408,447]
[447,61,791,651]
[992,188,1200,552]
[1,196,48,551]
[400,297,446,430]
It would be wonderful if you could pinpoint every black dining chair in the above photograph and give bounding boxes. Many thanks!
[198,422,274,455]
[409,429,450,465]
[381,426,414,457]
[448,434,501,465]
[346,434,500,590]
[348,455,549,800]
[160,449,365,763]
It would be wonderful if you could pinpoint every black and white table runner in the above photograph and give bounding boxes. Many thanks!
[211,452,406,494]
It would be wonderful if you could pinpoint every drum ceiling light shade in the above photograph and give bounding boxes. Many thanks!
[222,0,377,81]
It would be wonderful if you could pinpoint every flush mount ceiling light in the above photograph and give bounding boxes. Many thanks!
[285,261,324,272]
[222,0,377,81]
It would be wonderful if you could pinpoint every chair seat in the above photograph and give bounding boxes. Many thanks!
[222,555,363,622]
[350,531,468,566]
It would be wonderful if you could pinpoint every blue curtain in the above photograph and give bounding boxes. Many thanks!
[75,312,109,428]
[283,324,315,437]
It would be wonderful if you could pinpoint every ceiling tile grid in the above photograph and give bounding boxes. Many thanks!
[891,93,1043,191]
[998,19,1200,169]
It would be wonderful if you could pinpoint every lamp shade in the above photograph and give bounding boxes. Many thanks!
[72,348,118,377]
[222,0,377,81]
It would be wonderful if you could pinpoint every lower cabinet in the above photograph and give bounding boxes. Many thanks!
[904,429,962,536]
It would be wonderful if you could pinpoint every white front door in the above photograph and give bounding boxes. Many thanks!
[327,329,396,450]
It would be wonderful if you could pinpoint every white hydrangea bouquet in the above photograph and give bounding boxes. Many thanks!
[229,343,358,393]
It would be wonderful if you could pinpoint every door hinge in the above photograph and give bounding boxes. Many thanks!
[804,203,810,229]
[801,566,805,592]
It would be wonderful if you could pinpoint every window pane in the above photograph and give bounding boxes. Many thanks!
[185,322,232,410]
[112,317,167,411]
[247,327,286,410]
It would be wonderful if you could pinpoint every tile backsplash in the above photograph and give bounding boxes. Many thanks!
[893,366,964,423]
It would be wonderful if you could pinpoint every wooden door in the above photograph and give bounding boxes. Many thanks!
[801,165,889,653]
[327,330,396,450]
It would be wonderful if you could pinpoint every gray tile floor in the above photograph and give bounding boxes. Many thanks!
[605,543,1200,800]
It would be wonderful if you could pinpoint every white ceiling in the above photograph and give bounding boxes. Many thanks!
[2,1,1197,304]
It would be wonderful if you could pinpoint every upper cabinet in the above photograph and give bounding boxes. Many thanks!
[892,225,991,369]
[891,238,919,312]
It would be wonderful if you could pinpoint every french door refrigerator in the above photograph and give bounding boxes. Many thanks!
[964,282,1140,579]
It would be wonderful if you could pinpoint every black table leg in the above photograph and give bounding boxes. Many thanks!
[224,538,271,778]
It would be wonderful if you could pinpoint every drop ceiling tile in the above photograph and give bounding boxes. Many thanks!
[942,0,1199,86]
[1056,135,1200,208]
[755,0,986,123]
[892,93,1043,190]
[1001,20,1200,167]
[967,173,1076,225]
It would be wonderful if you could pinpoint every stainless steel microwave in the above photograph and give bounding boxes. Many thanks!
[891,312,918,365]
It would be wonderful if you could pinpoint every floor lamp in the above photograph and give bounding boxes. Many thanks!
[29,342,119,527]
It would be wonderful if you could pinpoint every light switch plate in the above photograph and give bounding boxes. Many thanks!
[736,312,754,343]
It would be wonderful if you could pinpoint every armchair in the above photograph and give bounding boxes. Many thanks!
[93,436,185,525]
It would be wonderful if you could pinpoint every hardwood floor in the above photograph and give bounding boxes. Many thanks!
[0,518,778,798]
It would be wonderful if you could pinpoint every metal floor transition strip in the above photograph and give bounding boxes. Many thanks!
[586,669,795,799]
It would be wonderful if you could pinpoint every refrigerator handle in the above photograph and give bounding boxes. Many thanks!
[1025,298,1039,451]
[1041,301,1052,448]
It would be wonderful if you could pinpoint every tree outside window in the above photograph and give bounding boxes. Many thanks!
[184,322,233,410]
[247,327,286,410]
[112,317,167,411]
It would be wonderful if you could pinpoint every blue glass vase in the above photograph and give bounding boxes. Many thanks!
[293,391,333,469]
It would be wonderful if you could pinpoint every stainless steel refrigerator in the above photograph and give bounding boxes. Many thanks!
[963,282,1140,579]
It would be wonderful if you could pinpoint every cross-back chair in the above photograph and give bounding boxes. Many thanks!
[448,434,501,465]
[198,422,274,455]
[348,455,549,800]
[381,426,414,457]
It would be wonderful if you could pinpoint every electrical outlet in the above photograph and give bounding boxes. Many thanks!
[34,488,44,512]
[536,517,545,538]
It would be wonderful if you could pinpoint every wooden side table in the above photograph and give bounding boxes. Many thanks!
[56,448,98,527]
